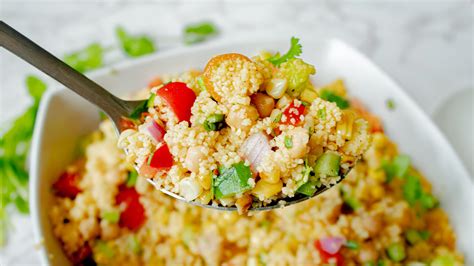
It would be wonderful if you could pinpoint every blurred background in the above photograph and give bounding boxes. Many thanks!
[0,0,472,264]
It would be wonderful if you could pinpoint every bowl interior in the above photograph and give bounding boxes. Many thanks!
[31,37,474,265]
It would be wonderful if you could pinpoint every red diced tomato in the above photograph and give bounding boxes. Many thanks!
[53,171,82,199]
[157,82,196,122]
[281,102,305,126]
[116,185,146,231]
[148,144,173,170]
[314,240,345,266]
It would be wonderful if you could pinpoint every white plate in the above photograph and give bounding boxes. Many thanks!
[30,37,474,265]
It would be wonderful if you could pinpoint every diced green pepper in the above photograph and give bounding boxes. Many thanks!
[313,151,341,177]
[344,240,359,250]
[405,229,423,245]
[431,255,456,266]
[126,170,138,187]
[203,114,225,131]
[386,242,405,262]
[319,90,349,109]
[95,240,114,258]
[296,181,317,196]
[284,136,293,148]
[101,210,120,223]
[214,162,252,199]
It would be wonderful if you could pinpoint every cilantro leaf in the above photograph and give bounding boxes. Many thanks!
[26,75,47,102]
[183,22,218,45]
[268,37,302,66]
[320,90,350,109]
[116,26,156,57]
[64,43,105,73]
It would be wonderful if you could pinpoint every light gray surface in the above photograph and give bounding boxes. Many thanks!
[1,1,472,265]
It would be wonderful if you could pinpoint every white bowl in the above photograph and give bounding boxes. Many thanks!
[30,37,474,265]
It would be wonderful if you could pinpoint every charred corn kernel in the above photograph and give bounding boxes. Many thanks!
[299,88,319,103]
[276,94,292,109]
[260,167,281,184]
[337,110,355,140]
[198,174,212,190]
[198,190,212,205]
[251,180,283,199]
[266,78,287,99]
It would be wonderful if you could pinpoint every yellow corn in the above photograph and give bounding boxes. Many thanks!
[299,88,319,103]
[266,78,287,99]
[276,94,292,109]
[197,173,212,190]
[260,167,281,184]
[251,180,283,199]
[198,190,212,205]
[337,110,355,140]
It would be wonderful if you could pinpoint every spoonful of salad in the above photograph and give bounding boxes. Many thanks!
[1,21,371,214]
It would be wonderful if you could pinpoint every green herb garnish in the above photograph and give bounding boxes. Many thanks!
[129,93,155,120]
[0,75,46,245]
[183,22,218,45]
[382,154,410,183]
[386,98,396,110]
[64,43,105,73]
[126,170,139,187]
[268,37,302,66]
[203,113,225,131]
[197,76,207,91]
[213,162,252,199]
[284,136,293,148]
[116,26,156,57]
[319,90,350,109]
[344,240,359,250]
[101,210,120,223]
[317,107,326,120]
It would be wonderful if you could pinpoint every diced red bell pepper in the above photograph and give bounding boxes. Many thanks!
[157,82,196,123]
[53,171,82,199]
[281,102,305,126]
[314,240,345,266]
[148,144,173,170]
[116,185,146,231]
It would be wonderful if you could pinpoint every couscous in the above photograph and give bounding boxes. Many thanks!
[118,38,371,212]
[49,39,464,265]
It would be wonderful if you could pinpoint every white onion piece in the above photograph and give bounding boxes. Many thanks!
[320,236,346,255]
[239,132,271,173]
[145,120,165,143]
[179,177,202,201]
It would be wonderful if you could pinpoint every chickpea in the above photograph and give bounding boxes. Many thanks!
[226,105,259,132]
[251,93,275,118]
[287,127,309,159]
[184,146,205,173]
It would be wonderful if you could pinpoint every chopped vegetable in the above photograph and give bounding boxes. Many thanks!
[125,170,138,187]
[203,114,225,131]
[116,26,155,57]
[128,236,142,254]
[403,175,423,205]
[405,229,430,245]
[386,242,405,262]
[281,102,305,126]
[115,185,146,230]
[101,210,120,223]
[300,88,318,103]
[284,136,293,148]
[431,255,456,266]
[340,186,361,211]
[129,93,156,120]
[213,162,252,199]
[144,120,166,143]
[268,37,302,66]
[95,240,114,258]
[313,151,341,177]
[296,181,318,196]
[314,240,345,266]
[344,240,359,250]
[386,99,396,110]
[197,76,207,91]
[319,236,346,255]
[53,171,82,199]
[382,154,410,182]
[251,93,275,118]
[279,59,316,96]
[317,107,326,120]
[239,133,271,174]
[183,21,218,45]
[147,144,173,170]
[273,112,282,123]
[157,82,196,122]
[265,78,287,99]
[64,43,105,73]
[319,90,350,109]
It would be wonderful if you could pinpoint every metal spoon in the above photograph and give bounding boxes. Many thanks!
[0,21,349,211]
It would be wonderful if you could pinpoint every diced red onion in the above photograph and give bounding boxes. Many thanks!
[145,120,166,143]
[239,132,271,173]
[319,236,346,255]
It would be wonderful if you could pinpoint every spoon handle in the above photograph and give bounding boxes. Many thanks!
[0,21,129,122]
